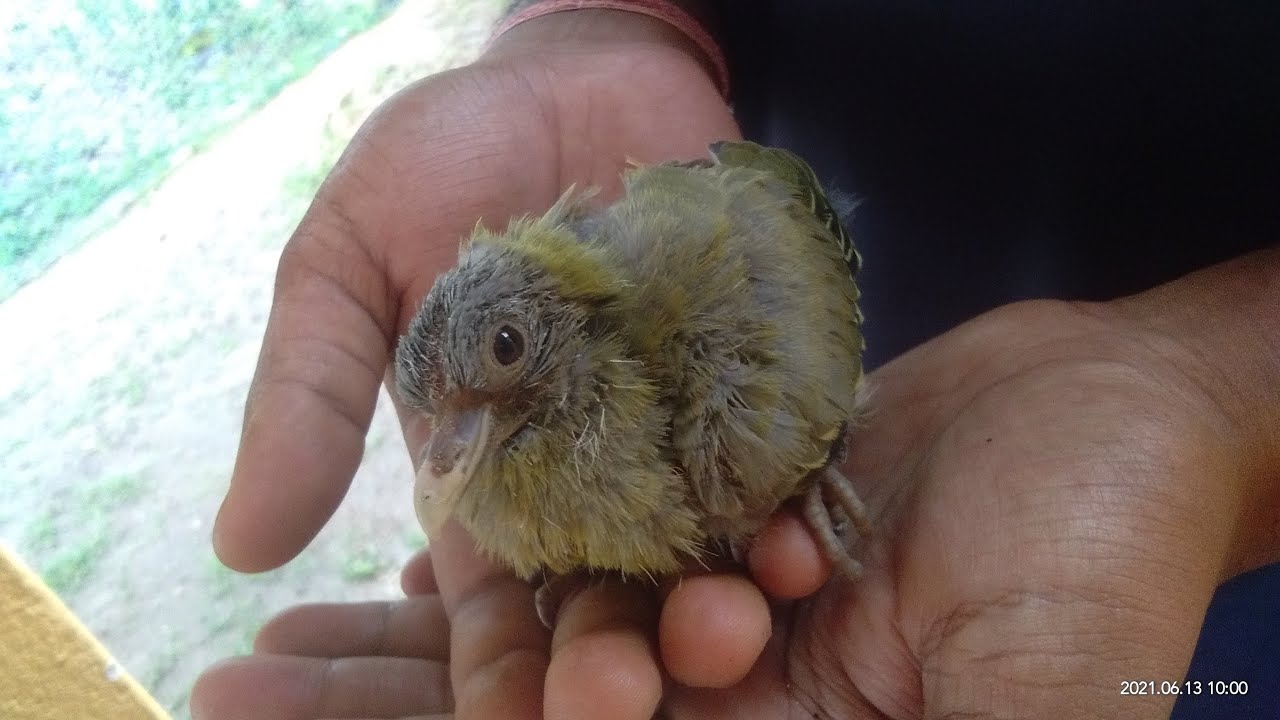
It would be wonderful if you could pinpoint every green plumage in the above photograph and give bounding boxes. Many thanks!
[396,141,866,579]
[707,140,861,277]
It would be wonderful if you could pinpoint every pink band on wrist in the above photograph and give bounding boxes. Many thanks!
[490,0,730,98]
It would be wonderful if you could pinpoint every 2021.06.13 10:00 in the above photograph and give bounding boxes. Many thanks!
[1120,680,1249,696]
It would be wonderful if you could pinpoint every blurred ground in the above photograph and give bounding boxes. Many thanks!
[0,1,501,716]
[0,0,401,297]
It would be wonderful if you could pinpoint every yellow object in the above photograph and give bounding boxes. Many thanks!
[0,543,169,720]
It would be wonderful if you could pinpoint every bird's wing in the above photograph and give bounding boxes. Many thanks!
[707,140,861,278]
[705,141,865,344]
[621,145,866,539]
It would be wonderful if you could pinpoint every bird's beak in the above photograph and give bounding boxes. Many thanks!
[414,404,492,537]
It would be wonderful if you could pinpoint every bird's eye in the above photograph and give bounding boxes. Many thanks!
[492,326,525,366]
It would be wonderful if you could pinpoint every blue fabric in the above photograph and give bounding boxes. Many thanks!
[1173,563,1280,719]
[717,1,1280,710]
[719,0,1279,366]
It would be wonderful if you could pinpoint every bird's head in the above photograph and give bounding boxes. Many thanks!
[395,203,624,535]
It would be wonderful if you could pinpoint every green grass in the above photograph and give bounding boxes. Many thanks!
[0,0,401,299]
[140,634,182,691]
[402,524,428,552]
[25,469,151,595]
[85,471,147,506]
[41,531,108,597]
[201,551,274,655]
[341,545,386,582]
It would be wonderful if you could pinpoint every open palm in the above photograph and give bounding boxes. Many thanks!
[729,298,1228,719]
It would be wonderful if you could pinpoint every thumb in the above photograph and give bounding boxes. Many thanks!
[212,63,559,572]
[213,181,396,571]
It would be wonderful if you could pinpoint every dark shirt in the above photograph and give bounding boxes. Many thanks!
[717,1,1279,366]
[714,4,1279,718]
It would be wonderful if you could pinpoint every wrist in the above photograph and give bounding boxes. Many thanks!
[1109,247,1280,578]
[484,6,725,96]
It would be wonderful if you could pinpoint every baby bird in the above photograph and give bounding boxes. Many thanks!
[395,141,871,589]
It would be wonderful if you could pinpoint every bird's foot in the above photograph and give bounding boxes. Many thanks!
[802,466,872,579]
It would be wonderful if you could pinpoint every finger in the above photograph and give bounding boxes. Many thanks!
[662,606,798,719]
[659,574,772,689]
[214,197,397,571]
[545,579,663,720]
[315,716,452,720]
[747,507,832,600]
[214,65,555,573]
[430,519,549,720]
[255,597,449,662]
[401,547,439,596]
[191,654,451,720]
[315,716,451,720]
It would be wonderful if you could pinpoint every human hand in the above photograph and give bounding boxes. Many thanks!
[200,249,1279,719]
[204,6,747,719]
[750,279,1280,719]
[193,552,453,719]
[213,9,737,570]
[452,263,1275,719]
